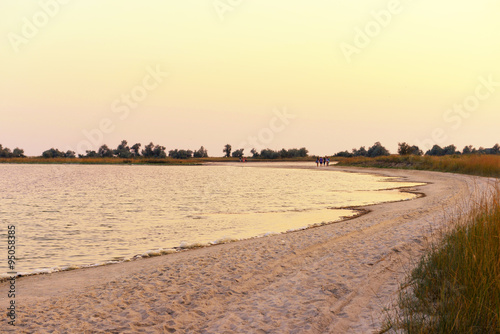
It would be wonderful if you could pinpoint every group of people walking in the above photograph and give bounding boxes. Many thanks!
[316,156,330,167]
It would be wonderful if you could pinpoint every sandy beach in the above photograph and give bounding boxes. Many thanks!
[1,166,496,333]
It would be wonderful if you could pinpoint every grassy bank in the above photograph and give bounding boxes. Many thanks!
[382,186,500,333]
[338,155,500,332]
[334,154,500,178]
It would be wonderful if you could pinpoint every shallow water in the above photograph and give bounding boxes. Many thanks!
[0,162,423,276]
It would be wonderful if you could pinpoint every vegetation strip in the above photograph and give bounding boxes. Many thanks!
[334,154,500,178]
[335,155,500,333]
[381,185,500,333]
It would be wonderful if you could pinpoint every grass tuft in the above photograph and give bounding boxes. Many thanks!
[383,185,500,333]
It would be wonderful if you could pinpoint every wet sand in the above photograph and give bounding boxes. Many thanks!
[0,166,495,333]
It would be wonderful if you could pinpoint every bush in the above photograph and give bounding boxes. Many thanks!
[367,142,390,157]
[193,146,208,158]
[0,145,13,158]
[398,142,423,156]
[257,147,308,159]
[232,149,244,158]
[168,149,192,159]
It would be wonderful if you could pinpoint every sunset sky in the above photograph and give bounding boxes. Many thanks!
[1,0,499,157]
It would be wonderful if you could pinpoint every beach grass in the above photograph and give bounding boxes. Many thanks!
[334,154,500,178]
[381,185,500,333]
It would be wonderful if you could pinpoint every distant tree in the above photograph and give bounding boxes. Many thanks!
[279,148,289,158]
[462,145,474,155]
[426,145,445,156]
[169,149,192,159]
[298,147,309,157]
[142,142,167,158]
[398,142,422,156]
[64,150,76,158]
[42,149,53,158]
[260,149,280,159]
[12,148,25,158]
[477,147,487,154]
[410,145,423,156]
[492,143,500,155]
[153,145,167,158]
[168,149,178,158]
[0,146,13,158]
[142,142,155,157]
[232,148,244,158]
[193,146,208,158]
[334,150,353,158]
[253,147,309,159]
[223,144,232,158]
[47,148,72,158]
[352,146,368,157]
[85,150,99,158]
[250,148,259,158]
[367,142,390,157]
[285,148,303,158]
[131,143,142,157]
[98,144,113,158]
[114,140,132,158]
[42,148,66,158]
[443,145,458,155]
[398,142,411,155]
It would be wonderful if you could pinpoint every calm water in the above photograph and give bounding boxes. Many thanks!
[0,162,423,276]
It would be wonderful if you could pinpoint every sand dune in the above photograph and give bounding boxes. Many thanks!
[0,166,495,333]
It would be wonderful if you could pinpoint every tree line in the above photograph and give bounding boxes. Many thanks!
[1,140,310,160]
[0,140,208,159]
[222,144,308,159]
[334,142,500,157]
[68,141,208,159]
[334,142,391,157]
[3,140,498,160]
[0,144,25,158]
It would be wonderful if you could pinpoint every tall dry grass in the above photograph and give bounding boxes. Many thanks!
[335,155,500,178]
[383,185,500,333]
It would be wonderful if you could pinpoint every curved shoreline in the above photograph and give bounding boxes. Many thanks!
[1,166,493,333]
[0,163,423,281]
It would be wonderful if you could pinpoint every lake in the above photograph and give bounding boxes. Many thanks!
[0,162,423,277]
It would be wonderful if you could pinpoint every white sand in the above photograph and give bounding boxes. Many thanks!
[0,166,496,333]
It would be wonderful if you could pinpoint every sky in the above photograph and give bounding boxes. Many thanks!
[1,0,499,157]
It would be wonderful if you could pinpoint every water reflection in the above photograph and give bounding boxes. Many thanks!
[0,163,423,275]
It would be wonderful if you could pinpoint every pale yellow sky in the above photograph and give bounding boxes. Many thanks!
[1,0,499,156]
